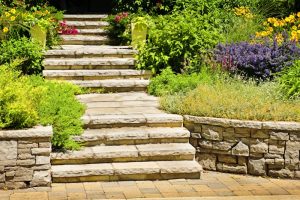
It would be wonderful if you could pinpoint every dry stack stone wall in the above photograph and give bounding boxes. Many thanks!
[0,126,52,189]
[185,115,300,179]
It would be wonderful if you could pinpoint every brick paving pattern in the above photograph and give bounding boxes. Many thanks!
[1,171,299,200]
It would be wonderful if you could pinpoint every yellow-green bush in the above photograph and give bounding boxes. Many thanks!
[0,63,42,129]
[160,79,300,121]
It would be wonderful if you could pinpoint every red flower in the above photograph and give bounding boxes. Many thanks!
[115,15,121,23]
[122,12,128,18]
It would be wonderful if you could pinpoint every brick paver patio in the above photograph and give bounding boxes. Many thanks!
[1,171,299,200]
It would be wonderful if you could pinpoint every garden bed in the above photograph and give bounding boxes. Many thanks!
[185,115,300,179]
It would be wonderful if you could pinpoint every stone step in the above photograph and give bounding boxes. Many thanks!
[64,14,108,21]
[60,35,110,45]
[43,58,135,70]
[45,46,136,58]
[73,127,190,146]
[84,100,158,109]
[51,143,196,165]
[52,160,202,182]
[69,79,150,92]
[82,113,183,128]
[63,21,109,29]
[77,29,107,35]
[76,92,158,103]
[43,70,151,80]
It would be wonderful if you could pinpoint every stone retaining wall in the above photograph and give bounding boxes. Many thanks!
[0,126,52,189]
[184,115,300,178]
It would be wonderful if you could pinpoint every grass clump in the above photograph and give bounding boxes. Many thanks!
[152,68,300,122]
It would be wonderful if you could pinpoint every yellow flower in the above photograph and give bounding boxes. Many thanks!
[10,8,16,14]
[4,12,10,17]
[267,26,273,32]
[285,15,295,23]
[297,12,300,18]
[3,27,9,33]
[276,33,284,43]
[10,16,15,21]
[291,31,298,42]
[45,10,50,15]
[292,25,298,30]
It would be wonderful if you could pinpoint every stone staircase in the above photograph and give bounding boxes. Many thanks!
[43,14,202,182]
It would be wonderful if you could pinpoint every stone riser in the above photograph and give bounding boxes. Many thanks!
[81,86,148,93]
[61,40,111,45]
[53,172,201,183]
[44,65,134,70]
[84,122,183,129]
[51,154,195,165]
[44,54,134,59]
[45,75,150,81]
[75,138,189,147]
[64,15,108,21]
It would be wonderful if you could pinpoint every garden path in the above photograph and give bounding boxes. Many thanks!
[42,14,202,182]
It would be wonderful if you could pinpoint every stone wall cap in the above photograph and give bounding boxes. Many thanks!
[0,126,53,139]
[184,115,300,130]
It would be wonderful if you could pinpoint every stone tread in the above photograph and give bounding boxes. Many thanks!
[82,113,183,128]
[63,21,109,28]
[43,69,151,80]
[72,127,190,144]
[51,143,196,164]
[77,29,108,35]
[76,92,158,103]
[83,100,159,108]
[44,46,136,58]
[51,160,202,179]
[69,79,150,88]
[43,58,135,70]
[64,14,108,21]
[60,35,110,45]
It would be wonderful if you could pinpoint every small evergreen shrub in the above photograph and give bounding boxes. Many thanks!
[0,37,43,75]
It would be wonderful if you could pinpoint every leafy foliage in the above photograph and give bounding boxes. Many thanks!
[159,73,300,122]
[137,9,227,73]
[0,37,43,75]
[214,37,300,79]
[0,63,41,129]
[277,60,300,99]
[107,12,131,45]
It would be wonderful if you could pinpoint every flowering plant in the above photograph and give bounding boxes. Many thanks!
[214,36,300,80]
[58,21,79,35]
[107,12,131,45]
[256,13,300,43]
[233,6,253,19]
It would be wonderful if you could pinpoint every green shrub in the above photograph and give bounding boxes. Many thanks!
[0,37,43,75]
[159,77,300,122]
[29,77,85,150]
[0,63,42,129]
[277,60,300,99]
[148,67,221,96]
[107,12,131,45]
[137,9,228,73]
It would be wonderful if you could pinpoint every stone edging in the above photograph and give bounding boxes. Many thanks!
[184,115,300,179]
[0,126,53,189]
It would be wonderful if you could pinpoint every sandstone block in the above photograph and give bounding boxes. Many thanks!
[238,157,247,165]
[248,158,266,176]
[39,142,51,148]
[197,153,216,170]
[198,140,213,149]
[232,141,249,156]
[235,128,250,138]
[250,140,268,153]
[201,125,223,141]
[217,163,247,174]
[270,131,289,141]
[0,174,5,182]
[268,169,294,178]
[213,141,235,151]
[0,141,17,161]
[266,159,275,164]
[251,130,269,139]
[194,124,202,133]
[17,159,35,166]
[18,153,35,160]
[218,155,237,164]
[31,170,51,187]
[269,144,285,154]
[14,167,33,181]
[31,148,51,155]
[290,132,300,141]
[191,132,201,139]
[36,156,50,165]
